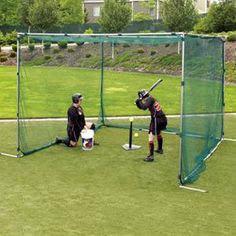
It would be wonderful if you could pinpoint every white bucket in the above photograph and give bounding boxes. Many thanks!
[81,129,94,151]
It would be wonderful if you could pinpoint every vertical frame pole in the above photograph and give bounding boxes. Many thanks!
[100,42,105,125]
[221,39,225,139]
[16,34,21,157]
[178,34,185,185]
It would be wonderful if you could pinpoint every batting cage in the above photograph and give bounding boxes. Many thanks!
[0,33,224,186]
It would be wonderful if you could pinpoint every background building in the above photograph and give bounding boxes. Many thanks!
[84,0,212,23]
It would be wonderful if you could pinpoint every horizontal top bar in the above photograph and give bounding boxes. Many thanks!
[18,32,184,37]
[17,32,225,43]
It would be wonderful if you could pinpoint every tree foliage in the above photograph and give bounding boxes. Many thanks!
[18,0,34,27]
[133,12,152,22]
[99,0,132,33]
[0,0,20,25]
[194,0,236,33]
[162,0,198,32]
[59,0,84,24]
[28,0,59,32]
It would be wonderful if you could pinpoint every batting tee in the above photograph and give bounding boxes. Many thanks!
[0,33,225,186]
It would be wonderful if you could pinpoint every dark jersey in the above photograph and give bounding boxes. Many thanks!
[136,96,167,134]
[67,105,86,142]
[136,96,165,118]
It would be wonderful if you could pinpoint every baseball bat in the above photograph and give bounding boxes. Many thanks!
[147,79,163,94]
[134,78,163,104]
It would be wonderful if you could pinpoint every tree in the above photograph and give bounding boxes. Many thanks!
[18,0,34,40]
[162,0,198,32]
[18,0,34,27]
[29,0,59,32]
[59,0,84,25]
[0,0,20,25]
[196,0,236,33]
[18,0,33,26]
[99,0,132,33]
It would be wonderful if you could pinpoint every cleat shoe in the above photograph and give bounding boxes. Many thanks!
[155,149,163,154]
[144,154,154,162]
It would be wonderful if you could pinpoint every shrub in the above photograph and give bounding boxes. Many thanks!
[53,48,60,54]
[23,37,35,44]
[137,49,144,53]
[85,54,92,58]
[133,13,152,22]
[84,28,94,34]
[44,41,51,50]
[44,55,51,60]
[5,31,17,45]
[0,56,8,62]
[193,17,210,34]
[9,51,16,58]
[76,42,84,47]
[67,48,75,53]
[28,43,35,51]
[58,41,67,49]
[56,55,64,60]
[195,1,236,33]
[227,33,236,42]
[0,32,5,45]
[150,51,156,56]
[123,44,130,48]
[12,44,17,52]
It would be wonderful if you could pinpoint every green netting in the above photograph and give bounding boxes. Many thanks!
[28,33,182,45]
[18,40,102,154]
[180,35,224,184]
[16,33,224,186]
[18,33,181,155]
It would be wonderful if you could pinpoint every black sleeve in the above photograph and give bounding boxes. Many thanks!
[68,108,78,126]
[135,99,142,109]
[135,97,155,110]
[77,106,86,129]
[78,114,85,128]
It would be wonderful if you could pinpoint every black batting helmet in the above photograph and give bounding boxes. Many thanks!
[138,89,149,99]
[72,93,83,103]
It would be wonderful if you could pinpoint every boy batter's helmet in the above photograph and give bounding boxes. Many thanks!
[72,93,83,103]
[138,89,149,99]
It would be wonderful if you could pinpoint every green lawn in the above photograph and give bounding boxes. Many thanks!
[0,65,236,235]
[0,115,235,235]
[0,66,236,118]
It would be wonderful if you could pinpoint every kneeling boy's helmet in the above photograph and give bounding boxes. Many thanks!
[72,93,83,103]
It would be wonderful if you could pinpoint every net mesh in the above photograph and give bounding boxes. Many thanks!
[17,33,224,185]
[180,35,224,184]
[18,34,182,155]
[19,42,102,154]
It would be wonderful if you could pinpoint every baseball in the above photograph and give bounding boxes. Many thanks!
[134,133,139,137]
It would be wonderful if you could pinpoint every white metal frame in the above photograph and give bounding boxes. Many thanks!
[0,33,227,192]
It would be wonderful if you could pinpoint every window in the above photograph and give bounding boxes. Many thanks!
[207,0,210,8]
[93,6,100,17]
[150,8,155,17]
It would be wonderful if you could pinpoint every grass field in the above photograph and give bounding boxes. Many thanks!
[0,115,236,236]
[0,65,236,235]
[0,66,236,118]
